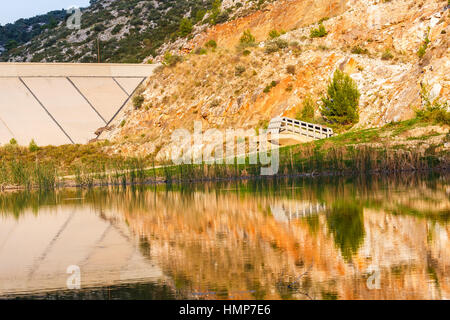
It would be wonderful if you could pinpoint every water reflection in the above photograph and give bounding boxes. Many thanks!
[0,174,449,300]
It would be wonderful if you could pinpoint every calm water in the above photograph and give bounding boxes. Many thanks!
[0,174,448,300]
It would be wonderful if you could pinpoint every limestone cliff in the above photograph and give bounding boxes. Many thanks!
[100,0,449,159]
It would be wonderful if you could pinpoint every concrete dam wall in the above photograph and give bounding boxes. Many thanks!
[0,63,158,146]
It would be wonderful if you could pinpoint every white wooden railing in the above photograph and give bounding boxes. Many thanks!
[268,117,334,140]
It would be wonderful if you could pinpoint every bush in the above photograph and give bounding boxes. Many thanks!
[132,94,145,109]
[205,39,217,49]
[296,97,316,122]
[235,65,246,76]
[94,23,106,32]
[310,23,328,38]
[415,85,450,125]
[263,80,278,93]
[264,38,288,53]
[239,29,256,46]
[351,46,369,55]
[9,138,17,145]
[417,32,430,59]
[29,139,39,152]
[195,9,207,23]
[320,70,360,125]
[268,30,280,39]
[381,49,393,60]
[194,47,207,55]
[178,18,193,37]
[111,24,123,35]
[286,65,296,75]
[163,52,183,66]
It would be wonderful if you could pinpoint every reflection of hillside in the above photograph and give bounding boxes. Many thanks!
[115,182,449,300]
[0,174,448,300]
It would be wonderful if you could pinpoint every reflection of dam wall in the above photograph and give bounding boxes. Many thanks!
[0,63,158,146]
[0,205,164,296]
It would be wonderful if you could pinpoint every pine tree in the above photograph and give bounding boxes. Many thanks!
[320,70,360,125]
[178,18,193,37]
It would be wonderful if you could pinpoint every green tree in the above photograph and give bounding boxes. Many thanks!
[29,139,39,152]
[47,17,58,29]
[178,18,193,37]
[320,70,360,125]
[5,40,18,50]
[208,0,222,25]
[195,9,206,23]
[296,97,315,122]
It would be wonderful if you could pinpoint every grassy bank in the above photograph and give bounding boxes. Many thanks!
[0,119,449,190]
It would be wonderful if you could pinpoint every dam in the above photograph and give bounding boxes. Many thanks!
[0,63,158,146]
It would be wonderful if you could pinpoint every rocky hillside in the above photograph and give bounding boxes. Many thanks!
[1,0,267,63]
[0,10,67,55]
[99,0,449,159]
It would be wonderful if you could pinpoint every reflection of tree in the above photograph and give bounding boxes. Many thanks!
[326,201,365,262]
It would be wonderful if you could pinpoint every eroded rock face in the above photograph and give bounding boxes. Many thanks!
[103,0,449,158]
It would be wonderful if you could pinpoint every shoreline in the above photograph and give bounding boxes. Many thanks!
[1,166,448,193]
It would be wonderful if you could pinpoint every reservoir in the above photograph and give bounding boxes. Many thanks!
[0,174,448,300]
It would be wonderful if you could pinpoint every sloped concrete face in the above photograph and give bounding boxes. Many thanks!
[22,77,105,144]
[0,118,14,144]
[0,78,72,146]
[0,63,157,146]
[114,77,145,96]
[69,77,129,122]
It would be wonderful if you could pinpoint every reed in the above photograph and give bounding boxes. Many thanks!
[33,162,56,190]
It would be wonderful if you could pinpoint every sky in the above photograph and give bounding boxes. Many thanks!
[0,0,91,25]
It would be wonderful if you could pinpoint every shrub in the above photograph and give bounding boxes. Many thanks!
[310,23,328,38]
[195,9,207,23]
[415,85,450,125]
[29,139,39,152]
[239,29,256,46]
[235,65,246,76]
[120,120,126,128]
[268,29,280,39]
[9,138,17,145]
[351,46,369,55]
[111,24,123,35]
[417,31,430,59]
[194,47,207,55]
[94,23,106,32]
[381,49,393,60]
[163,52,183,66]
[263,80,278,93]
[296,97,316,122]
[205,40,217,49]
[286,65,296,75]
[264,38,288,53]
[132,94,145,109]
[178,18,193,37]
[320,70,360,125]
